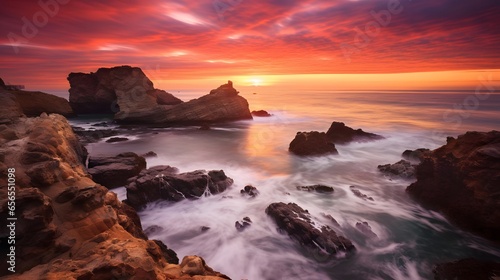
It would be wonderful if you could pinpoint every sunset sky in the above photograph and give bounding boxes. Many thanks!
[1,0,499,92]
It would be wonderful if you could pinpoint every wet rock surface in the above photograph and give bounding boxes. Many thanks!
[266,202,355,259]
[296,184,334,193]
[251,110,272,117]
[289,131,338,156]
[378,159,416,179]
[326,121,384,144]
[88,152,147,189]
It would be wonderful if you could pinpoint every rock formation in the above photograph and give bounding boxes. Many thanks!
[0,114,228,279]
[88,152,147,188]
[68,67,252,124]
[289,131,338,156]
[126,165,234,209]
[407,131,500,242]
[266,202,355,259]
[0,91,23,124]
[9,90,74,117]
[296,184,334,193]
[402,148,431,162]
[251,110,272,117]
[326,121,384,144]
[378,159,416,179]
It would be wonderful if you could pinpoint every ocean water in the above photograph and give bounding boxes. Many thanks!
[72,90,500,280]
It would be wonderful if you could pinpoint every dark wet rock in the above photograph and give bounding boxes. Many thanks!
[240,185,259,197]
[151,239,179,265]
[144,225,163,236]
[88,152,147,189]
[201,226,211,232]
[235,217,252,232]
[126,166,233,209]
[407,131,500,242]
[355,222,377,238]
[297,184,334,193]
[266,202,355,259]
[105,137,129,143]
[73,128,120,144]
[251,110,272,117]
[289,131,338,156]
[378,160,416,179]
[349,186,374,201]
[326,122,384,144]
[402,148,431,162]
[141,151,158,158]
[91,122,110,127]
[321,213,341,227]
[10,90,74,117]
[433,258,500,280]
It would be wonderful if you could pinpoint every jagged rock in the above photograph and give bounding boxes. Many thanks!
[152,81,252,124]
[251,110,272,117]
[126,166,233,209]
[105,137,129,143]
[296,184,334,193]
[88,152,147,189]
[235,217,252,231]
[433,259,500,280]
[289,131,338,156]
[407,131,500,242]
[266,202,355,259]
[73,128,120,144]
[320,213,341,227]
[240,185,259,197]
[326,122,384,144]
[10,90,74,117]
[378,160,416,179]
[355,222,377,238]
[349,186,374,201]
[402,148,431,162]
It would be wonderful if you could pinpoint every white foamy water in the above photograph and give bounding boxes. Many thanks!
[78,91,500,279]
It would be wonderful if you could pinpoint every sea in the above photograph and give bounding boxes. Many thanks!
[66,89,500,280]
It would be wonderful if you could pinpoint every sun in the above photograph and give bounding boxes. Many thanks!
[250,78,263,86]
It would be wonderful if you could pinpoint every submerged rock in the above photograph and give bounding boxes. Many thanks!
[289,131,338,156]
[240,185,259,197]
[355,222,378,238]
[378,159,416,179]
[350,186,374,201]
[126,166,233,209]
[105,136,129,143]
[235,217,252,232]
[266,202,355,259]
[141,151,158,158]
[87,152,147,188]
[407,131,500,242]
[433,258,500,280]
[296,184,334,193]
[251,110,272,117]
[326,121,384,144]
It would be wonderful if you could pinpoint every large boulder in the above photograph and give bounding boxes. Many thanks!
[152,81,253,124]
[326,122,384,144]
[407,131,500,242]
[378,159,416,179]
[88,152,147,188]
[126,165,234,209]
[10,90,74,117]
[266,202,355,259]
[289,131,338,156]
[0,91,23,124]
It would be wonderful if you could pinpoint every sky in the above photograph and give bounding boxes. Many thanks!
[0,0,499,92]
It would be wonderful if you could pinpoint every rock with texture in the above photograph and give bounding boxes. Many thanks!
[407,131,500,242]
[0,91,23,123]
[326,122,384,144]
[378,159,416,179]
[126,165,233,209]
[0,114,228,279]
[296,184,334,193]
[10,90,74,117]
[402,148,431,162]
[266,202,355,259]
[289,131,338,156]
[88,152,147,188]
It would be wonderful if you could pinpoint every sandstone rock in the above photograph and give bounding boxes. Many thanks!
[0,91,24,124]
[266,202,355,259]
[378,160,416,179]
[240,185,259,197]
[402,148,431,162]
[407,131,500,242]
[251,110,272,117]
[10,90,74,117]
[179,256,230,279]
[289,131,338,156]
[88,152,147,188]
[126,166,233,209]
[433,258,500,280]
[296,184,334,193]
[150,89,183,105]
[326,122,384,144]
[152,81,252,124]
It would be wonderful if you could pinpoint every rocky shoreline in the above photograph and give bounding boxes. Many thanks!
[1,68,499,279]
